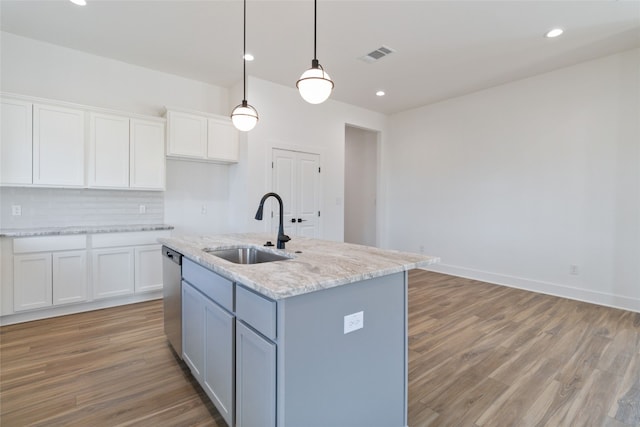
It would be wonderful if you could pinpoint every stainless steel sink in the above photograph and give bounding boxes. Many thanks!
[203,246,291,264]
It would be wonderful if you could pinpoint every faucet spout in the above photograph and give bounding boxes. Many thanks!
[255,192,291,249]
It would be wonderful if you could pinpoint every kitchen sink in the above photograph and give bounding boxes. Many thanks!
[203,246,291,264]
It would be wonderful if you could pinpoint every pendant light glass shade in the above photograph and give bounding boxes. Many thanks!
[231,100,258,132]
[298,0,333,104]
[231,0,258,132]
[297,60,334,104]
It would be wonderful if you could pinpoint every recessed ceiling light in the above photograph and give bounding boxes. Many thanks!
[545,28,564,38]
[376,91,385,97]
[69,0,86,5]
[243,53,254,61]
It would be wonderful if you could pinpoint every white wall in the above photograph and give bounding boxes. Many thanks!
[385,49,640,312]
[229,77,388,242]
[1,32,232,234]
[345,126,378,246]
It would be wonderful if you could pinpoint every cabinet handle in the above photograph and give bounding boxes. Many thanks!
[297,218,307,223]
[290,218,296,223]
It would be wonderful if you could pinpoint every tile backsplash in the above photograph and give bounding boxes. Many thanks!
[0,187,164,229]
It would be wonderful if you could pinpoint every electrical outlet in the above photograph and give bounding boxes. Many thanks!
[420,245,425,254]
[11,205,22,216]
[201,205,207,215]
[344,311,364,334]
[569,264,579,275]
[139,204,146,214]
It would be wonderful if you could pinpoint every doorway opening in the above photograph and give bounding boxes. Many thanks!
[344,125,379,246]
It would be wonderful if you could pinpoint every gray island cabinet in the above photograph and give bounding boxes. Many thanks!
[161,233,438,427]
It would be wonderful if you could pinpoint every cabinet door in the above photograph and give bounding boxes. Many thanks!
[52,250,87,305]
[166,111,207,158]
[88,113,130,188]
[204,298,235,427]
[134,245,162,293]
[182,281,205,381]
[207,118,239,162]
[1,98,33,185]
[130,119,165,190]
[13,253,52,311]
[92,248,134,299]
[236,321,276,427]
[33,104,85,186]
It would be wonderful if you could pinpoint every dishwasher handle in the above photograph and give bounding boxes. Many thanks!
[162,246,182,265]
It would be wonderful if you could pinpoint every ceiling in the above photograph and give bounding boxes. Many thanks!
[1,0,639,114]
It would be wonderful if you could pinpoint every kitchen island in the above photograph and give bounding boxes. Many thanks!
[160,233,438,427]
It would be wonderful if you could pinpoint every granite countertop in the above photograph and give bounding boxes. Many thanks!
[0,224,174,237]
[160,233,439,300]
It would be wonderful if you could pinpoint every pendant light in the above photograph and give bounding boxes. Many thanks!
[296,0,334,104]
[231,0,258,132]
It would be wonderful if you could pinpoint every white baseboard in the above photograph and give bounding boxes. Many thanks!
[0,291,163,326]
[423,263,640,314]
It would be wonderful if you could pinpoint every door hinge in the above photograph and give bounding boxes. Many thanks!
[318,167,321,173]
[272,161,274,169]
[318,211,321,217]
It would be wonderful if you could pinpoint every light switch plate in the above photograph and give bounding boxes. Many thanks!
[344,311,364,334]
[11,205,22,216]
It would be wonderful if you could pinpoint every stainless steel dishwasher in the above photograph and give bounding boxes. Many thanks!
[162,246,183,358]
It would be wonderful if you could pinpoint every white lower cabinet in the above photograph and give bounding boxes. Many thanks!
[134,245,163,293]
[13,250,88,311]
[91,231,169,299]
[12,235,88,312]
[13,253,52,311]
[52,251,87,305]
[92,248,135,299]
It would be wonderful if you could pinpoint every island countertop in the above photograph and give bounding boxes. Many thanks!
[160,233,439,300]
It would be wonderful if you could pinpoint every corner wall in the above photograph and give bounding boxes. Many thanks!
[385,49,640,312]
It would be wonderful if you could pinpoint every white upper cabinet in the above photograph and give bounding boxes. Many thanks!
[33,103,85,186]
[1,98,33,185]
[89,113,130,188]
[88,114,165,190]
[207,118,239,162]
[130,119,165,190]
[167,111,207,159]
[1,94,166,190]
[166,109,239,163]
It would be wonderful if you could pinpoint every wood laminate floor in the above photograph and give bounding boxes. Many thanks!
[1,270,639,426]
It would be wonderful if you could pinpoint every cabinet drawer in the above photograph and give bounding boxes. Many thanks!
[13,235,87,253]
[182,258,233,312]
[236,285,276,340]
[91,230,170,248]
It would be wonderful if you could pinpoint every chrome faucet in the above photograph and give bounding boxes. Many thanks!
[255,192,291,249]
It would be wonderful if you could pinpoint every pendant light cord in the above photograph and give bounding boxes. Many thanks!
[313,0,317,61]
[243,0,247,101]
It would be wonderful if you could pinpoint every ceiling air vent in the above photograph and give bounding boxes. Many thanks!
[359,45,395,63]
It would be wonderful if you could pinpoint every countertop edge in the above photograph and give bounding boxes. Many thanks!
[0,224,174,237]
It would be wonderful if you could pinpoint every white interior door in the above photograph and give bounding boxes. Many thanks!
[272,149,320,238]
